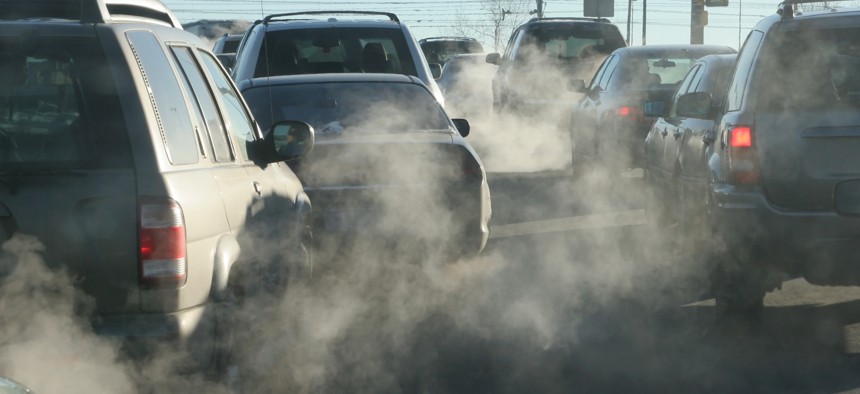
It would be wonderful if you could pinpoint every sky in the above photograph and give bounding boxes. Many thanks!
[161,0,830,52]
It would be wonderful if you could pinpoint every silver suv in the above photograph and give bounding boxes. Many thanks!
[230,11,445,105]
[0,0,313,371]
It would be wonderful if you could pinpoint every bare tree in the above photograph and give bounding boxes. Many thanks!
[797,0,859,11]
[447,0,531,52]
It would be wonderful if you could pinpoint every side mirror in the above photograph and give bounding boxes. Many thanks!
[271,120,314,161]
[676,92,713,119]
[429,63,443,79]
[251,120,315,164]
[567,79,587,93]
[216,53,235,70]
[452,118,470,137]
[643,101,666,118]
[485,52,501,65]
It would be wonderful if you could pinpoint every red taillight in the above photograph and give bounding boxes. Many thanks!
[730,126,752,147]
[139,198,187,288]
[727,126,759,185]
[618,106,632,116]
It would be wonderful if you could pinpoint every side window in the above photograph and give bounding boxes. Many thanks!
[726,30,764,111]
[670,64,702,118]
[170,46,234,163]
[506,30,524,62]
[126,31,198,165]
[597,55,620,91]
[688,64,707,93]
[588,55,612,90]
[198,50,256,161]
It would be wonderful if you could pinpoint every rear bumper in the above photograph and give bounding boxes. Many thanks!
[91,304,213,359]
[307,179,490,258]
[711,182,860,284]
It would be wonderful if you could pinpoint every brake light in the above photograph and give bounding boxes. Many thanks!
[730,126,752,147]
[618,106,632,116]
[139,198,187,288]
[727,126,759,185]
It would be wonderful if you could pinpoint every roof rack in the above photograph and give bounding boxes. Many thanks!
[419,36,479,42]
[262,10,399,25]
[528,16,611,23]
[778,0,844,19]
[0,0,180,27]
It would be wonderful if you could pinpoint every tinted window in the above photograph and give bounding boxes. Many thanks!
[757,26,860,111]
[199,51,256,161]
[726,30,763,111]
[517,23,625,62]
[127,31,198,165]
[670,64,702,118]
[256,27,418,77]
[170,46,234,162]
[597,55,620,90]
[244,82,449,134]
[421,40,484,64]
[0,36,130,169]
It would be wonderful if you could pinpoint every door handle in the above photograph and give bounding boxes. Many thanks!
[660,128,668,138]
[253,181,262,196]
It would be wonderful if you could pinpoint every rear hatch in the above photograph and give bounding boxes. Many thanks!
[291,132,482,235]
[0,29,139,313]
[753,21,860,211]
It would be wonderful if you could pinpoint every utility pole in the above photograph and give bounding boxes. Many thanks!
[536,0,544,18]
[626,0,633,45]
[691,0,706,44]
[642,0,647,45]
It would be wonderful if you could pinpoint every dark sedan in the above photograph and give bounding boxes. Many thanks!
[644,54,738,226]
[238,74,491,259]
[569,45,736,176]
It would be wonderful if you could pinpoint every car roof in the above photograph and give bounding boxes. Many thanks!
[612,45,736,57]
[254,11,401,30]
[0,0,180,27]
[241,72,423,88]
[523,17,612,25]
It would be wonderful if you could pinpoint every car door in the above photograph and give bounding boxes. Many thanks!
[197,49,309,273]
[660,64,703,179]
[574,54,619,162]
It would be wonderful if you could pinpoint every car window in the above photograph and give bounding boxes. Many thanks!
[199,51,256,161]
[256,27,418,77]
[613,55,699,91]
[669,64,702,118]
[503,29,522,61]
[243,82,449,134]
[517,24,624,62]
[597,54,620,91]
[588,54,612,90]
[757,26,860,112]
[0,35,130,169]
[127,31,199,165]
[726,30,763,111]
[170,46,234,163]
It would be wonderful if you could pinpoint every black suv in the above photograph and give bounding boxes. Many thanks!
[0,0,313,377]
[664,3,860,318]
[485,17,626,114]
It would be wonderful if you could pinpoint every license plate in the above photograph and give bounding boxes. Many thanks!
[324,207,379,232]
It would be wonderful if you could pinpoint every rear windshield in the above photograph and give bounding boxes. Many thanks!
[757,26,860,111]
[256,27,418,77]
[0,35,130,170]
[616,55,701,90]
[518,23,625,62]
[421,40,484,64]
[244,81,449,134]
